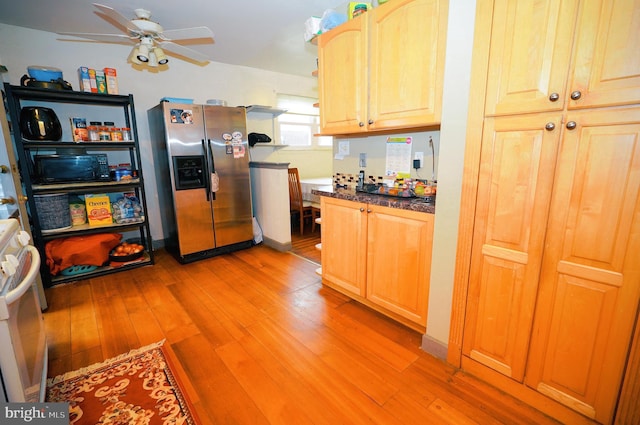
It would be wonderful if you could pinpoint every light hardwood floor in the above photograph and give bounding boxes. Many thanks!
[43,245,561,425]
[290,226,321,264]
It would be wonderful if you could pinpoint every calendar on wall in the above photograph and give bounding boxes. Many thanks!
[385,136,412,179]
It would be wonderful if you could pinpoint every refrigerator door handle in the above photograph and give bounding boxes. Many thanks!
[201,139,211,201]
[207,139,216,174]
[207,139,217,201]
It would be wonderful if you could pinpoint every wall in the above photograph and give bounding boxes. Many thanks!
[0,23,331,243]
[424,0,475,353]
[332,130,440,182]
[251,147,333,180]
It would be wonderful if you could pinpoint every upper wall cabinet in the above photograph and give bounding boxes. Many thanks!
[318,0,448,135]
[318,16,368,135]
[485,0,640,116]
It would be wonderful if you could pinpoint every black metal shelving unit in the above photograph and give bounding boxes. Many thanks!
[3,84,154,286]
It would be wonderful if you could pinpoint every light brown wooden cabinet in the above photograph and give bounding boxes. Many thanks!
[524,107,640,422]
[453,0,640,424]
[321,197,368,297]
[321,196,434,330]
[484,0,640,117]
[462,112,562,381]
[462,107,640,424]
[317,0,448,135]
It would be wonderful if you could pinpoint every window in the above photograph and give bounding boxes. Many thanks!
[277,94,332,148]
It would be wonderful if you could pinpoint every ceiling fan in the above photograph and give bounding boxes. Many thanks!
[58,3,215,67]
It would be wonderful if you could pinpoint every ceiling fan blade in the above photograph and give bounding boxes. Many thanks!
[93,3,137,32]
[159,26,214,41]
[157,41,210,63]
[57,32,134,44]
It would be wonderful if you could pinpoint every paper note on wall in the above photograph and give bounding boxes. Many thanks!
[385,137,412,179]
[335,140,350,160]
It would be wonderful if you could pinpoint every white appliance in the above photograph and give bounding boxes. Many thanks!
[0,218,47,402]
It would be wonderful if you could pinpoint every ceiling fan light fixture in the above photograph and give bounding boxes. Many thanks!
[136,43,150,62]
[154,47,169,65]
[148,51,158,68]
[128,46,143,65]
[62,4,214,69]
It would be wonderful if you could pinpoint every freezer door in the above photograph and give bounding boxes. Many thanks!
[204,106,254,247]
[161,103,216,256]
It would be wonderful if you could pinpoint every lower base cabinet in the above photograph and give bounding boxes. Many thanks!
[320,196,434,330]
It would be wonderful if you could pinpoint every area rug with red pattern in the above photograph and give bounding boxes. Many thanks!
[46,340,199,424]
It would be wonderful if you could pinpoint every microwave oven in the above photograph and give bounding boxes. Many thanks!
[33,154,111,183]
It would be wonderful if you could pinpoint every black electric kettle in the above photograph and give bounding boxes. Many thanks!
[19,107,63,141]
[20,74,73,90]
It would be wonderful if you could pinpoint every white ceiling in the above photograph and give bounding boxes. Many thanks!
[0,0,349,77]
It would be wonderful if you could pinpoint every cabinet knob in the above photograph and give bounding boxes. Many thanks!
[549,93,559,102]
[359,122,365,127]
[570,91,582,100]
[0,165,9,173]
[566,121,577,130]
[0,197,16,205]
[545,122,556,131]
[367,209,372,213]
[368,119,374,125]
[360,207,365,212]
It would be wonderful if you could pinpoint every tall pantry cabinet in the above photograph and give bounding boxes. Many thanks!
[451,1,640,424]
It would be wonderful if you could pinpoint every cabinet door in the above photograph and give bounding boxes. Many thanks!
[368,0,447,130]
[568,0,640,110]
[321,197,367,296]
[462,114,562,381]
[318,17,368,134]
[366,205,434,326]
[525,108,640,424]
[484,0,579,116]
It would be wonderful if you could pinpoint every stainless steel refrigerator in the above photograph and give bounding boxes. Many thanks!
[148,102,254,263]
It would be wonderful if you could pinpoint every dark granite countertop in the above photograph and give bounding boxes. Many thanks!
[312,187,435,214]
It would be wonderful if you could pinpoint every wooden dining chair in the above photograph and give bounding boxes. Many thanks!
[288,168,314,235]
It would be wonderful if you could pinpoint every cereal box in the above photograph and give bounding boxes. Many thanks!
[88,68,98,93]
[85,194,112,226]
[95,70,107,94]
[70,117,88,141]
[104,68,119,95]
[78,67,92,93]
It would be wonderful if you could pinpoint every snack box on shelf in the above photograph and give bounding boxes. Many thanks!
[85,194,112,226]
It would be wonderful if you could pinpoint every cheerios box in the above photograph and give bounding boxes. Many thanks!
[85,194,112,226]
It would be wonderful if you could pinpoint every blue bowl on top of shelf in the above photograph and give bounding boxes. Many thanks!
[27,66,63,82]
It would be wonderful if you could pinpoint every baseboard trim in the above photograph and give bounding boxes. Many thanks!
[421,334,448,360]
[263,237,292,252]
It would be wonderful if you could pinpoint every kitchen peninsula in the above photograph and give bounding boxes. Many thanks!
[313,186,435,332]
